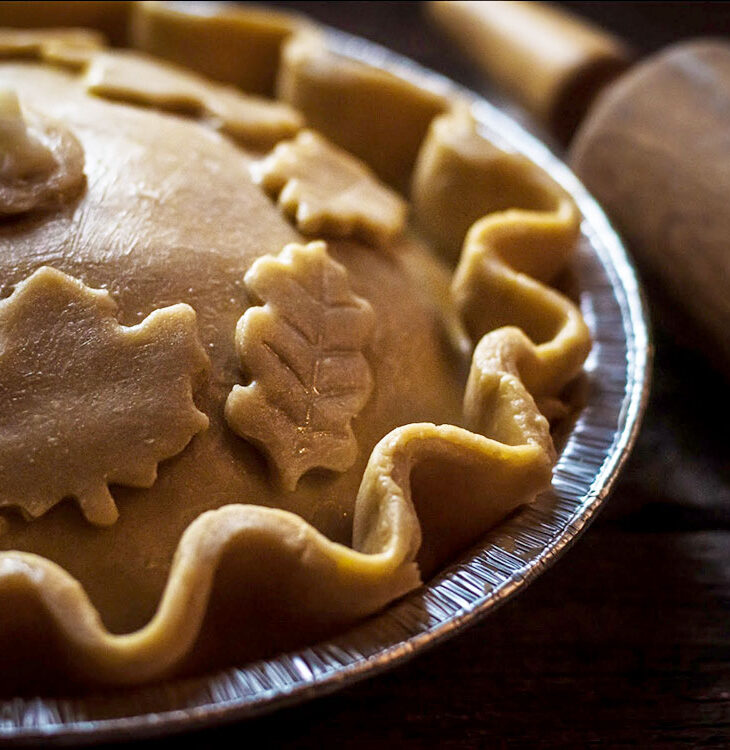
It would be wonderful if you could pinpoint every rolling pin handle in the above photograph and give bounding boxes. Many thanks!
[428,1,632,143]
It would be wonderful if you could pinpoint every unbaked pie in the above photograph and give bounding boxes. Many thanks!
[0,1,590,692]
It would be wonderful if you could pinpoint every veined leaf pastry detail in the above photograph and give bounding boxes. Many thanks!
[0,11,597,691]
[0,267,209,527]
[84,50,303,149]
[251,130,407,247]
[226,241,375,491]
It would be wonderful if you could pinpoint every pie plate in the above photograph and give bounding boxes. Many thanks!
[0,26,651,746]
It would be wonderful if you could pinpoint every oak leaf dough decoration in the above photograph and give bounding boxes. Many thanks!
[225,241,375,491]
[250,130,407,247]
[0,267,210,527]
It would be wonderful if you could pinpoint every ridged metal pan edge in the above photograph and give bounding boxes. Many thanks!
[0,28,651,746]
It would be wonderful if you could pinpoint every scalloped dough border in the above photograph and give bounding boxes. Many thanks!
[0,7,590,686]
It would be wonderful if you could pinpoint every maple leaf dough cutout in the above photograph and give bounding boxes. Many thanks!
[0,267,209,527]
[225,241,375,491]
[250,130,407,247]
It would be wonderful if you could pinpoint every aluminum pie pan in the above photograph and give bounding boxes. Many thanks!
[0,28,651,747]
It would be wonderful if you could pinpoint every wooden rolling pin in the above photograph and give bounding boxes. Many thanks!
[430,1,730,375]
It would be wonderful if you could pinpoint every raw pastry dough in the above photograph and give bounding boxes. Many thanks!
[0,88,85,215]
[0,27,104,69]
[278,31,448,191]
[0,266,208,527]
[226,241,375,491]
[132,0,308,95]
[0,5,591,691]
[251,130,407,247]
[85,49,303,149]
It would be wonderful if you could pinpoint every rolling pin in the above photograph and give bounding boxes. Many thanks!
[429,1,730,376]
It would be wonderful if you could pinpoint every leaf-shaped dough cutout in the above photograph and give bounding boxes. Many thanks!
[202,86,305,151]
[225,241,375,491]
[0,28,104,70]
[84,50,204,111]
[251,130,407,247]
[0,267,209,527]
[278,31,447,191]
[84,50,302,149]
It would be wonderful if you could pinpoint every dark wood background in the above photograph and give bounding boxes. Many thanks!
[98,3,728,748]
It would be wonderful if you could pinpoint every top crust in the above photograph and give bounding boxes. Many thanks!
[0,6,590,691]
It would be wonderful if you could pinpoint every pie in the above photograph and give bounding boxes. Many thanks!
[0,1,591,693]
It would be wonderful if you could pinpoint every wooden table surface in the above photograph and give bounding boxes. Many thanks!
[93,3,727,748]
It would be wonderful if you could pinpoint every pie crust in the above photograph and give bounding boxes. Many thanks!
[0,2,590,691]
